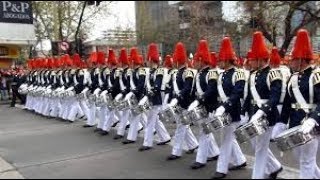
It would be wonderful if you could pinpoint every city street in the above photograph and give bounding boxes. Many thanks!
[0,103,312,179]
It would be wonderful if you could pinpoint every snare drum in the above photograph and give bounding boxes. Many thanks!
[189,106,208,123]
[234,118,269,144]
[208,113,232,130]
[158,104,183,122]
[274,125,315,151]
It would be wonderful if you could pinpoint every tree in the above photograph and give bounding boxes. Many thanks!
[237,1,320,57]
[32,1,112,56]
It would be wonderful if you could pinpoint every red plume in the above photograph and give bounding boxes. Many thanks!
[107,49,117,66]
[219,37,236,61]
[196,40,211,64]
[210,52,217,68]
[130,47,143,65]
[291,29,313,60]
[118,48,129,65]
[89,52,98,64]
[270,47,281,67]
[251,31,269,59]
[164,55,173,68]
[147,43,159,63]
[97,51,105,65]
[173,42,187,65]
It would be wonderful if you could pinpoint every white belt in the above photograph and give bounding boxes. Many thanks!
[291,103,316,110]
[251,99,268,107]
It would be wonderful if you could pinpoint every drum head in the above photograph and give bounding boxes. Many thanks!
[276,125,302,139]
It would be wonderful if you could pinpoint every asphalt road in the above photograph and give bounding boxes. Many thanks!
[0,103,317,179]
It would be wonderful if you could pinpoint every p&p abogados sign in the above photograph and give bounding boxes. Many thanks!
[0,1,33,24]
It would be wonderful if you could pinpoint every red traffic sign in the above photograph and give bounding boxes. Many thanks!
[60,41,69,51]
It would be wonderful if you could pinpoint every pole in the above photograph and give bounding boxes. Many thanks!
[75,1,87,53]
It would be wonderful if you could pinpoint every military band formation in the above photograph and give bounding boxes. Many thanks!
[17,29,320,179]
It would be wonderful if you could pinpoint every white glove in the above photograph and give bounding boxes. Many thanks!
[271,122,287,139]
[188,100,199,111]
[250,109,265,123]
[163,93,170,106]
[215,106,225,116]
[115,93,123,101]
[300,118,318,134]
[169,98,178,107]
[124,92,134,101]
[93,88,101,95]
[240,113,249,126]
[81,87,89,94]
[139,96,148,106]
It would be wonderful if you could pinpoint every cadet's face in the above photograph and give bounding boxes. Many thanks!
[194,60,202,69]
[250,60,259,71]
[217,61,224,69]
[289,59,301,72]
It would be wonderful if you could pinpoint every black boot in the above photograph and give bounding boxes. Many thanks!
[157,139,171,146]
[190,162,206,169]
[113,135,123,140]
[211,172,226,179]
[166,155,181,161]
[122,140,135,144]
[100,131,109,136]
[186,146,198,154]
[138,146,152,152]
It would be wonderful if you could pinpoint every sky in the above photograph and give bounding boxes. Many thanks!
[88,1,238,40]
[37,1,239,50]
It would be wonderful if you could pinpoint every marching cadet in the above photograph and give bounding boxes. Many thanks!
[122,47,146,144]
[114,48,132,140]
[244,32,283,179]
[162,55,176,108]
[83,52,100,128]
[138,43,171,151]
[94,52,110,133]
[63,54,85,123]
[280,29,320,179]
[40,58,54,117]
[212,37,247,179]
[99,49,122,135]
[49,57,64,118]
[189,41,220,170]
[166,42,199,161]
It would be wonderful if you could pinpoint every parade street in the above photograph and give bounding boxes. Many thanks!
[0,103,312,179]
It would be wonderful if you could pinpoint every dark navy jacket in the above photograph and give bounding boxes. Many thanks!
[246,66,283,126]
[197,67,219,113]
[132,67,146,101]
[281,67,320,128]
[175,67,195,109]
[219,67,245,122]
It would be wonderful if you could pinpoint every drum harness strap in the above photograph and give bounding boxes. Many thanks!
[290,73,315,114]
[217,70,236,103]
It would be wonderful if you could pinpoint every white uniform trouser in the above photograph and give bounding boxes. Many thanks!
[49,98,60,117]
[116,109,131,136]
[42,97,53,116]
[102,109,121,132]
[196,114,220,164]
[65,97,83,122]
[59,98,68,118]
[293,138,320,179]
[143,105,171,147]
[39,96,49,115]
[171,115,199,157]
[251,127,282,179]
[97,106,110,129]
[86,103,97,126]
[79,99,89,120]
[126,112,145,141]
[216,121,246,174]
[25,95,31,110]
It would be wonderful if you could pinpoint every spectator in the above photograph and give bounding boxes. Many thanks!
[0,73,8,100]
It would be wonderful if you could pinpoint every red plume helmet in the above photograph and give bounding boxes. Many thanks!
[251,31,269,59]
[173,42,187,65]
[219,37,236,61]
[291,29,313,60]
[210,52,217,68]
[107,49,117,66]
[89,52,98,64]
[147,43,159,63]
[97,51,105,65]
[118,48,129,65]
[164,55,173,68]
[246,49,254,61]
[196,40,211,65]
[270,47,281,67]
[130,47,143,65]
